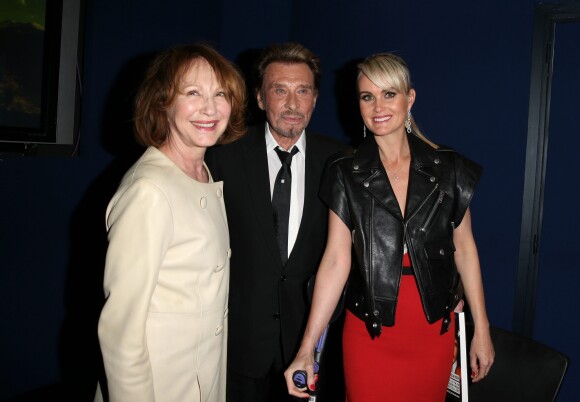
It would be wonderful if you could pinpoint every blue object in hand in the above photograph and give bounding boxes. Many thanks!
[291,325,328,393]
[292,362,320,388]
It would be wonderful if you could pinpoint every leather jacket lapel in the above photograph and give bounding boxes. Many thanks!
[350,134,444,222]
[405,133,442,221]
[352,137,403,221]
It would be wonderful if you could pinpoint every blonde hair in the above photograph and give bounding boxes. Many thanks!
[357,53,437,148]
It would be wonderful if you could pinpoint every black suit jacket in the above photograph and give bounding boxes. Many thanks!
[206,124,347,378]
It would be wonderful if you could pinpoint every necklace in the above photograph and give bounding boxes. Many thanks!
[379,148,410,182]
[388,167,403,181]
[385,161,406,182]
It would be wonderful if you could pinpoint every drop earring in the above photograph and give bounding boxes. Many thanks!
[363,124,367,138]
[405,111,412,134]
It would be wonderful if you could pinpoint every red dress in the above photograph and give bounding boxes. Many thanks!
[342,252,455,402]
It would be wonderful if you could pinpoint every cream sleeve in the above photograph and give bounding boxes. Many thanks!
[98,179,173,402]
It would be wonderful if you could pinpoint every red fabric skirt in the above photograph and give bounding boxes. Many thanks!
[342,273,455,402]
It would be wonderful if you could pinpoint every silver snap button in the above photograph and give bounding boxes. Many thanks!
[430,177,436,182]
[434,158,440,164]
[354,165,359,170]
[364,182,369,187]
[439,249,445,255]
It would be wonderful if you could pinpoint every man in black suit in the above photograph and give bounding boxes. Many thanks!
[206,43,347,402]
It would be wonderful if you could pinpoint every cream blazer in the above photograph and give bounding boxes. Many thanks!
[95,146,230,402]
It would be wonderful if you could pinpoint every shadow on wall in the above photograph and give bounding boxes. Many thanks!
[99,53,156,157]
[334,58,364,147]
[235,47,265,127]
[0,385,65,402]
[1,54,158,402]
[57,53,158,402]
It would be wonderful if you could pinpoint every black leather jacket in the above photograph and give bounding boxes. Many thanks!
[320,133,482,337]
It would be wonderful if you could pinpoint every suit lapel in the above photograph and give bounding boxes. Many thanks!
[289,133,323,263]
[242,126,282,266]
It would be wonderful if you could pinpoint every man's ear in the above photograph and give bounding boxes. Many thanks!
[256,89,265,111]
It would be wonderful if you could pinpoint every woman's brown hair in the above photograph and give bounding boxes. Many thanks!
[134,43,247,147]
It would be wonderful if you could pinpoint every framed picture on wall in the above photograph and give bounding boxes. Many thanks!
[0,0,84,156]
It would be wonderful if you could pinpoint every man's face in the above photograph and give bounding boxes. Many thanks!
[257,62,317,140]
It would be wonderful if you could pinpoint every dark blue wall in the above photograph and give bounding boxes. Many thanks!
[1,0,577,400]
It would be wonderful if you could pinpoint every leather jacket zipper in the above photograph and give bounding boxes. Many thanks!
[404,183,438,224]
[420,189,445,232]
[369,201,380,333]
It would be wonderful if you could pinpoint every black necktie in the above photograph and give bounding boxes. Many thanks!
[272,146,299,265]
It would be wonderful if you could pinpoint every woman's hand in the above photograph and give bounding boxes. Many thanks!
[284,211,352,398]
[284,350,316,399]
[469,327,495,382]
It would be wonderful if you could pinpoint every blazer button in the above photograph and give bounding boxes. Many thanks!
[434,158,440,164]
[430,176,436,183]
[216,187,223,198]
[439,249,445,256]
[354,164,359,170]
[272,313,280,320]
[199,196,207,208]
[373,310,379,317]
[215,325,224,336]
[364,182,369,187]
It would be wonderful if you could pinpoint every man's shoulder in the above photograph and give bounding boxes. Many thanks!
[209,124,262,155]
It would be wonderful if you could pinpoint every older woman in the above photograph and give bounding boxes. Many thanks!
[95,43,246,402]
[285,52,494,402]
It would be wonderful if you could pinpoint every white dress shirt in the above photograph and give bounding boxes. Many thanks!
[265,124,306,259]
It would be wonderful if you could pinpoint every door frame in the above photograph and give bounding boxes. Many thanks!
[514,3,580,336]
